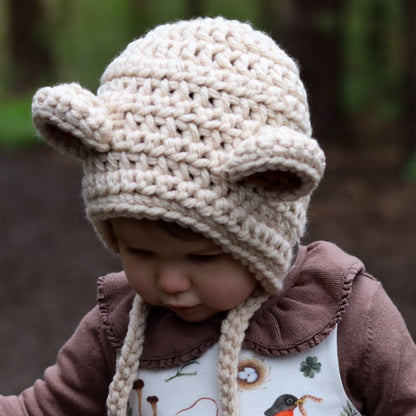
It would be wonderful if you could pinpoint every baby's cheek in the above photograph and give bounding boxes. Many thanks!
[204,274,257,308]
[126,272,150,296]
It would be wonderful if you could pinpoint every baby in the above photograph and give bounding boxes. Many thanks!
[1,17,415,416]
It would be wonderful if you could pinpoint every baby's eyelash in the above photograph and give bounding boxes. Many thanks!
[127,248,153,258]
[188,253,221,262]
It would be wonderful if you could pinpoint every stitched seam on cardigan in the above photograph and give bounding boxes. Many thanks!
[376,282,397,415]
[387,339,402,415]
[97,275,124,349]
[361,282,384,413]
[362,305,373,401]
[98,309,118,377]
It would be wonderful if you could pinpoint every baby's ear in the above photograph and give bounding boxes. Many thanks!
[224,126,326,199]
[32,83,111,159]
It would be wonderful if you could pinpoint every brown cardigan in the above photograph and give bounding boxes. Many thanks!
[1,241,415,415]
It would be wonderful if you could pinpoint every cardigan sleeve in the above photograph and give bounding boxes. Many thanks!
[338,272,416,415]
[0,305,117,416]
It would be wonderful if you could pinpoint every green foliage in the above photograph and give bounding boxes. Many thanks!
[403,151,416,183]
[203,0,261,25]
[0,97,38,150]
[49,0,139,90]
[342,0,404,122]
[43,0,260,90]
[0,0,412,154]
[0,0,10,96]
[314,9,339,34]
[0,0,262,151]
[340,400,360,416]
[137,0,188,25]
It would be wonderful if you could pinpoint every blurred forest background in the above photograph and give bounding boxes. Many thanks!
[0,0,415,395]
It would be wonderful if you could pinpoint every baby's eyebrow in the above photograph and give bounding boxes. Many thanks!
[190,247,223,254]
[174,238,222,255]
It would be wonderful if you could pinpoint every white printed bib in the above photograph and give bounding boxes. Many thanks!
[126,326,362,416]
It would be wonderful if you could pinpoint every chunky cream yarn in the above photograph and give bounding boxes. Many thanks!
[32,17,325,416]
[32,16,325,294]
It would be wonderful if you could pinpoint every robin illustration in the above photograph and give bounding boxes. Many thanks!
[264,394,323,416]
[264,394,301,416]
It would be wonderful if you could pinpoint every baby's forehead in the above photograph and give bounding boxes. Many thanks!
[111,217,217,245]
[146,218,208,242]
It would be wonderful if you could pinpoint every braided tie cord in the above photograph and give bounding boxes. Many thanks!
[217,290,269,416]
[107,295,149,416]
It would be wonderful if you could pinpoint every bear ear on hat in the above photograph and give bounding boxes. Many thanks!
[224,126,326,200]
[32,83,111,159]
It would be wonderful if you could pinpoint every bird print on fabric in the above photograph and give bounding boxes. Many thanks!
[264,394,323,416]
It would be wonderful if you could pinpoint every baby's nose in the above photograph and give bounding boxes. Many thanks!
[156,263,191,293]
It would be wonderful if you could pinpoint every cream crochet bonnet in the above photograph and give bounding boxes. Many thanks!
[32,17,325,416]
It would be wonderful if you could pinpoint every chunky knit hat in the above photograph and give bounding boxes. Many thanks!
[32,17,325,416]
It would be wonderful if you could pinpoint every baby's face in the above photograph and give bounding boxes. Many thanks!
[110,217,258,322]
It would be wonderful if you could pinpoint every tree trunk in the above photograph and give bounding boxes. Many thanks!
[187,0,204,18]
[7,0,54,93]
[402,0,416,166]
[260,0,346,146]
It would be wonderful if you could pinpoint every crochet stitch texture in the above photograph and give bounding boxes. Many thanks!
[32,16,325,294]
[32,17,326,416]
